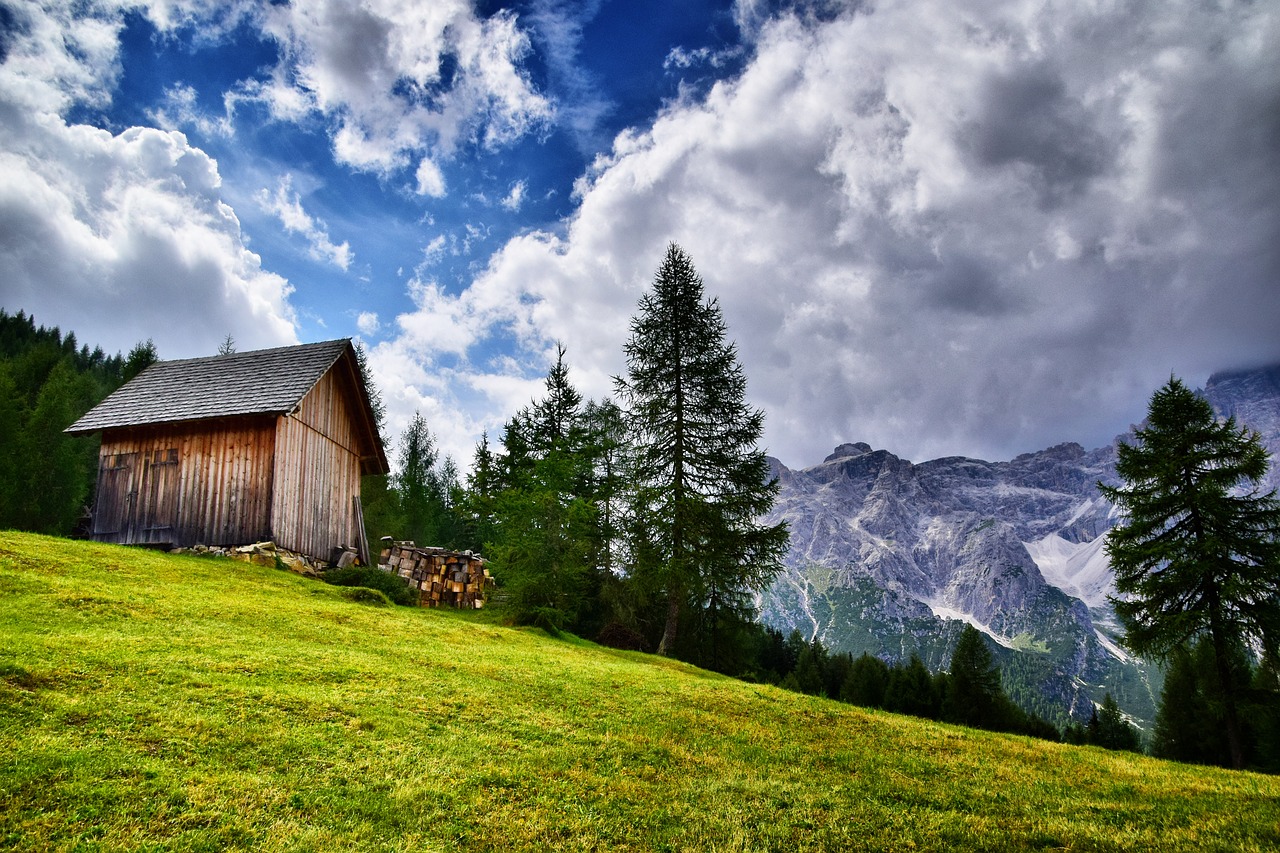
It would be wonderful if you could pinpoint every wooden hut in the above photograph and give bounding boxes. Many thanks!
[65,339,389,562]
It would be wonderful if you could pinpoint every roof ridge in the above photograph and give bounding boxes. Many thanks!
[65,338,360,436]
[140,337,350,370]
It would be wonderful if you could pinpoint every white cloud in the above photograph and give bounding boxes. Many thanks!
[0,1,125,116]
[500,180,527,211]
[357,311,381,336]
[521,0,613,151]
[149,83,234,138]
[0,111,298,358]
[7,0,1279,474]
[379,0,1280,467]
[250,0,553,179]
[0,2,298,360]
[415,157,447,198]
[664,44,741,71]
[257,175,353,270]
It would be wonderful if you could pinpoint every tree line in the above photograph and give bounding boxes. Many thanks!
[356,253,1280,769]
[759,622,1068,740]
[360,244,790,673]
[0,309,156,535]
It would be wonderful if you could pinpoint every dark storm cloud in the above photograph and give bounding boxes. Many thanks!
[961,64,1115,207]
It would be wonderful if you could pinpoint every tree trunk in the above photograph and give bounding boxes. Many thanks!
[1209,607,1246,770]
[656,591,680,657]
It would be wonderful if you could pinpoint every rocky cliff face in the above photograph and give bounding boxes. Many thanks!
[757,364,1280,727]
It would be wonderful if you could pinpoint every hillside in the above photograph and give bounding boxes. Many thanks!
[2,532,1278,852]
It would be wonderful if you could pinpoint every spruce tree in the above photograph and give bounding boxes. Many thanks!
[943,624,1003,729]
[1151,644,1210,763]
[458,432,498,551]
[1100,376,1280,768]
[842,653,890,708]
[582,398,628,580]
[354,342,396,550]
[883,654,939,719]
[123,339,157,381]
[0,365,24,526]
[489,349,597,632]
[1153,638,1257,767]
[395,413,457,548]
[1093,693,1142,752]
[615,243,788,657]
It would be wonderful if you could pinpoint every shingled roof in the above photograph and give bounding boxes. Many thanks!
[67,339,371,437]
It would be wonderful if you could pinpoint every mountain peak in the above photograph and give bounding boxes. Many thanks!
[824,442,873,463]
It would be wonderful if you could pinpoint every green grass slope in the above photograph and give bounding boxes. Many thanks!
[2,532,1277,852]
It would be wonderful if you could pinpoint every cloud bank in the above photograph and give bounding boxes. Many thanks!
[3,0,1277,470]
[384,0,1280,465]
[0,0,554,362]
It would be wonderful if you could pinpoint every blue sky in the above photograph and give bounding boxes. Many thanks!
[3,0,1279,469]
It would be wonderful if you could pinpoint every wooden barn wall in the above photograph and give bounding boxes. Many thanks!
[92,419,276,547]
[271,367,363,560]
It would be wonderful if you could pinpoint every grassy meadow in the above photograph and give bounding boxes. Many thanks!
[1,530,1278,852]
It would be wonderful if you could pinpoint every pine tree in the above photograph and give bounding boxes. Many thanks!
[16,360,97,533]
[529,344,583,458]
[395,413,457,548]
[123,339,157,381]
[1093,693,1142,752]
[0,365,24,526]
[456,432,498,552]
[582,398,628,580]
[1251,654,1280,772]
[943,624,1003,729]
[842,653,890,708]
[1153,638,1256,767]
[488,350,598,632]
[792,637,829,696]
[1100,376,1280,769]
[614,243,788,657]
[1152,643,1217,764]
[883,654,939,720]
[353,341,396,551]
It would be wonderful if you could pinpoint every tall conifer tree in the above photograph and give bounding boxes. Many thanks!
[489,347,597,631]
[943,624,1003,728]
[395,413,457,547]
[1100,376,1280,769]
[615,244,788,656]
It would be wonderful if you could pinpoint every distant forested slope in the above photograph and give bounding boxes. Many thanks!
[0,309,156,534]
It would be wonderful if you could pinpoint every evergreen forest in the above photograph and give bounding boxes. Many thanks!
[0,309,156,536]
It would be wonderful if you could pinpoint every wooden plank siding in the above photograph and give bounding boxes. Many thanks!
[91,418,276,547]
[271,366,364,559]
[74,340,387,561]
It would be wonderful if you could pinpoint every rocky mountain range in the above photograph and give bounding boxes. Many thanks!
[756,364,1280,728]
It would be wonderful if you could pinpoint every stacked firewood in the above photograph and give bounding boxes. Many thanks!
[377,540,493,609]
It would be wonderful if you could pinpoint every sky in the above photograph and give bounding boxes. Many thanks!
[2,0,1278,471]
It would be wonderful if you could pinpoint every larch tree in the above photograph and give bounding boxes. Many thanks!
[1099,376,1280,769]
[614,243,789,657]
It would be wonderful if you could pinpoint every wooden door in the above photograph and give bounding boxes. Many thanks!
[91,448,181,544]
[92,452,138,542]
[135,448,180,543]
